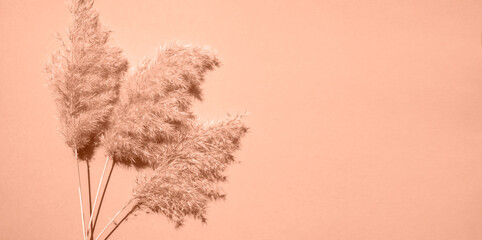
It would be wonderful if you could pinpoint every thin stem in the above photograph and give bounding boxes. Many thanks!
[94,201,133,240]
[87,161,92,213]
[86,160,93,240]
[75,149,87,240]
[104,205,139,240]
[87,156,110,239]
[92,160,115,234]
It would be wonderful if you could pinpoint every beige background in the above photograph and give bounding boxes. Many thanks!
[1,0,482,239]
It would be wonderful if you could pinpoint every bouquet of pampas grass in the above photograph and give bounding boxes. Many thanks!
[46,1,248,240]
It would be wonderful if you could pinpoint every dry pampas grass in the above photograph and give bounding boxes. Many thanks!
[47,0,248,239]
[46,0,128,159]
[132,116,248,227]
[103,43,220,168]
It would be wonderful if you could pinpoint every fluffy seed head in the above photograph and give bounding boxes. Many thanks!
[46,0,128,159]
[103,42,220,168]
[132,116,248,227]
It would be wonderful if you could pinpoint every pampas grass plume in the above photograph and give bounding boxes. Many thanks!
[46,0,128,159]
[132,116,248,227]
[103,42,220,168]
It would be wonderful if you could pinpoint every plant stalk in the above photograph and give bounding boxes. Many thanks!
[104,205,138,240]
[94,201,134,240]
[87,160,93,240]
[87,156,110,239]
[75,149,87,240]
[92,159,115,234]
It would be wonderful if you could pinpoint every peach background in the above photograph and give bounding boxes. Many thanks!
[1,0,482,239]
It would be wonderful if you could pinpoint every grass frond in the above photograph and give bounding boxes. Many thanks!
[45,0,128,159]
[132,115,248,227]
[103,42,220,167]
[47,1,249,233]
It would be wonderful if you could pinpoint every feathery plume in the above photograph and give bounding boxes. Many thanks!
[46,0,128,159]
[103,42,220,168]
[47,1,248,237]
[132,116,248,227]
